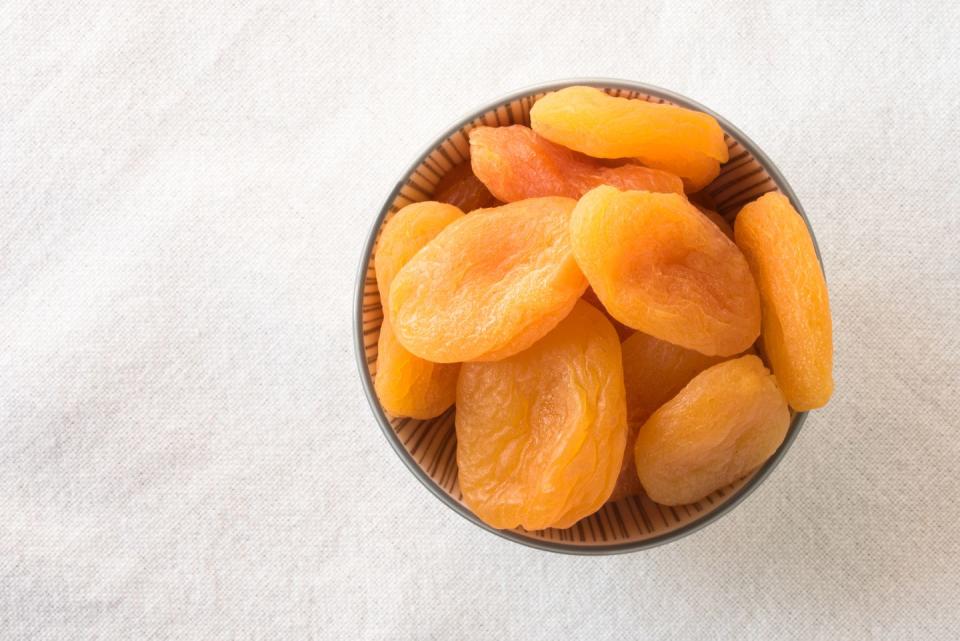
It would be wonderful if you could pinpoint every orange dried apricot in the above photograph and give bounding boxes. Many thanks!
[695,205,734,240]
[373,202,463,419]
[469,125,683,202]
[581,287,633,341]
[609,332,725,501]
[530,86,729,161]
[570,185,760,356]
[456,300,627,530]
[530,86,728,191]
[390,197,586,363]
[375,201,464,314]
[634,355,790,505]
[636,144,722,193]
[433,161,499,212]
[375,319,459,419]
[735,192,833,410]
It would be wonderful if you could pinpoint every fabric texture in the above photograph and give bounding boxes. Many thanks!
[2,1,958,639]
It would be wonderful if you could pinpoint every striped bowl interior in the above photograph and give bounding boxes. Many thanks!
[357,80,808,553]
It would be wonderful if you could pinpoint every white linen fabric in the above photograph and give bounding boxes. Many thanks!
[2,1,958,639]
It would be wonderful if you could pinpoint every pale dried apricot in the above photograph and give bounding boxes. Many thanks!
[570,185,760,356]
[530,86,728,191]
[456,301,627,530]
[609,332,725,501]
[375,201,464,314]
[469,125,683,202]
[634,355,790,505]
[390,197,586,363]
[433,161,498,212]
[735,192,833,410]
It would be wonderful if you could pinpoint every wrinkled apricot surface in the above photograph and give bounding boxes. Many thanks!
[433,161,499,212]
[390,197,586,363]
[634,355,790,505]
[375,201,464,313]
[735,192,833,410]
[530,86,728,191]
[375,319,459,419]
[469,125,683,202]
[570,186,761,356]
[456,301,627,530]
[609,332,725,501]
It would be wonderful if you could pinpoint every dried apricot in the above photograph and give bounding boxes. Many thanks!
[373,202,463,418]
[433,161,498,212]
[456,300,627,530]
[390,197,586,363]
[530,86,728,191]
[375,319,459,419]
[581,287,633,341]
[570,186,760,356]
[609,332,725,501]
[469,125,683,202]
[735,192,833,410]
[636,144,722,193]
[375,201,464,314]
[695,205,734,239]
[634,355,790,505]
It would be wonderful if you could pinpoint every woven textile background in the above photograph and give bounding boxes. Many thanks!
[2,2,958,639]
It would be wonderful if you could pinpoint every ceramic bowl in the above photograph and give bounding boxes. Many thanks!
[354,78,820,554]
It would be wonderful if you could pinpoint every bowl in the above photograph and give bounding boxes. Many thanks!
[354,78,820,554]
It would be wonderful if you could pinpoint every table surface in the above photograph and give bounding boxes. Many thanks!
[3,2,959,639]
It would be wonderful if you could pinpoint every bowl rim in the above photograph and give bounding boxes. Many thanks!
[354,77,818,555]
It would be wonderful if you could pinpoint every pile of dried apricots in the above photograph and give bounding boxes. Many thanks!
[373,86,833,531]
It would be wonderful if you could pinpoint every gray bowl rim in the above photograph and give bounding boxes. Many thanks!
[353,77,820,555]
